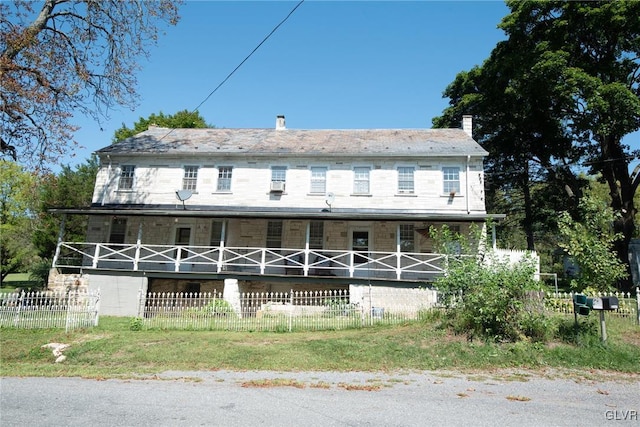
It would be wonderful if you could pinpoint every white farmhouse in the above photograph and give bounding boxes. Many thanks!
[50,115,504,315]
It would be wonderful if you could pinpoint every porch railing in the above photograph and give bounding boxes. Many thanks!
[52,242,452,281]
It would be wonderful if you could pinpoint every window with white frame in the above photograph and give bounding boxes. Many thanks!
[217,166,232,191]
[118,165,135,190]
[397,167,415,194]
[353,167,370,194]
[271,166,287,183]
[442,167,460,195]
[266,220,283,248]
[310,167,327,194]
[182,166,199,191]
[399,224,415,252]
[309,221,324,249]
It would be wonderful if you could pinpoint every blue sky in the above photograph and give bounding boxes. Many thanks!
[68,0,637,169]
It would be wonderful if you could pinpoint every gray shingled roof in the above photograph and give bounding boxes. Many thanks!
[96,127,488,158]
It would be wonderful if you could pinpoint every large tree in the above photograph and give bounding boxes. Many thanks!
[33,156,100,259]
[0,160,40,285]
[0,0,181,169]
[435,1,640,292]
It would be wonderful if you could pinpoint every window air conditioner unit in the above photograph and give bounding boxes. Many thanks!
[270,181,285,192]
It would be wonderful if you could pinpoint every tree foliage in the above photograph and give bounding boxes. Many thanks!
[0,160,40,285]
[434,1,640,292]
[34,157,100,259]
[557,195,628,292]
[0,0,182,169]
[113,110,211,143]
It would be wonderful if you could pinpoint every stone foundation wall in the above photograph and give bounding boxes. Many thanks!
[47,268,89,292]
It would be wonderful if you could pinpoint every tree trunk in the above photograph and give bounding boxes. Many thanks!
[601,135,635,293]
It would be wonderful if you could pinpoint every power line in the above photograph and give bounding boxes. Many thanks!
[159,0,305,141]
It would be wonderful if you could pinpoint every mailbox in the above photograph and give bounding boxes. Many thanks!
[573,294,590,316]
[590,296,619,311]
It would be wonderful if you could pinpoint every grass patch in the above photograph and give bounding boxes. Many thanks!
[0,315,638,378]
[506,395,531,402]
[241,378,306,388]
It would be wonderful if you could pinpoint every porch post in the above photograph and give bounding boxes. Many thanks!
[133,222,143,271]
[217,221,227,273]
[52,214,66,267]
[395,224,402,280]
[303,222,310,276]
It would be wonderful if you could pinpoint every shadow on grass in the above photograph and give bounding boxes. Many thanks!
[556,317,601,347]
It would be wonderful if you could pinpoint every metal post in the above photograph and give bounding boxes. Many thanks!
[599,310,607,343]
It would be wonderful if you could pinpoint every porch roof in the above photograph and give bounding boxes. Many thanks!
[50,204,505,222]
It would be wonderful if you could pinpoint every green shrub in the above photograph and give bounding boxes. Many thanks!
[129,317,143,331]
[199,298,235,315]
[431,223,551,343]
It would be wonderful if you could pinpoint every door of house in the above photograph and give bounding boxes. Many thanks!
[351,228,370,265]
[173,226,193,271]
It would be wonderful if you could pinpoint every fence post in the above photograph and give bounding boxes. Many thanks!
[94,290,101,326]
[13,291,24,328]
[65,291,73,333]
[137,288,143,318]
[288,290,293,332]
[368,284,373,326]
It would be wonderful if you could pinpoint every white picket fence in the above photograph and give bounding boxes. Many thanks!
[544,290,640,324]
[138,287,640,332]
[0,290,100,332]
[139,288,438,332]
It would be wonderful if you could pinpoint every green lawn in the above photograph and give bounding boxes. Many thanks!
[1,273,37,292]
[1,315,639,378]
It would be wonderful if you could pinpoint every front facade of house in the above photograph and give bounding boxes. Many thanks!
[50,115,504,315]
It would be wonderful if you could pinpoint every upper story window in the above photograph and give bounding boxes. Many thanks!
[217,166,233,191]
[309,221,324,249]
[118,165,135,190]
[353,167,370,195]
[442,167,460,195]
[271,166,287,182]
[266,220,283,248]
[397,167,415,194]
[182,166,198,191]
[399,224,415,252]
[310,167,327,194]
[270,166,287,192]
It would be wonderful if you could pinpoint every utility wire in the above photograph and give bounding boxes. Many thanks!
[159,0,305,141]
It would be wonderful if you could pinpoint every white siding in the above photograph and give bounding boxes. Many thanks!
[93,156,486,214]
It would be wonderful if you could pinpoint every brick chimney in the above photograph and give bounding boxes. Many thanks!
[276,115,286,130]
[462,115,472,137]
